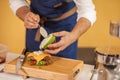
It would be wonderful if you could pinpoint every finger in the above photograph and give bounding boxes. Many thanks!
[29,13,40,23]
[26,16,36,24]
[44,48,62,54]
[25,14,37,25]
[26,12,39,24]
[35,14,40,23]
[24,21,37,29]
[48,41,64,48]
[54,31,68,37]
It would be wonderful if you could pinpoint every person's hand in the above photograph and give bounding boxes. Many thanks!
[44,31,77,54]
[24,12,40,29]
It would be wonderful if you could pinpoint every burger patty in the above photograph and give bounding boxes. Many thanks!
[27,56,53,66]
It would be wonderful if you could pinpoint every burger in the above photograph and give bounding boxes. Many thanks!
[27,51,53,66]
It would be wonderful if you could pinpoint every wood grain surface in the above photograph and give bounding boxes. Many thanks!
[4,56,83,80]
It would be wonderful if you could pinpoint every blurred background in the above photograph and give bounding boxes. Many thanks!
[0,0,120,56]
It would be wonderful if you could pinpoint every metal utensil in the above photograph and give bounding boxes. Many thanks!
[38,24,48,38]
[38,24,49,50]
[90,62,99,80]
[16,48,27,73]
[90,69,98,80]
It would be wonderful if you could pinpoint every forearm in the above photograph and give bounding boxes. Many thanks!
[16,6,30,21]
[71,17,91,41]
[71,0,96,41]
[9,0,30,21]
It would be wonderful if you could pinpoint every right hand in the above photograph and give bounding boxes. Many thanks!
[24,12,40,29]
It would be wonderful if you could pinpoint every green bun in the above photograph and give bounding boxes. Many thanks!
[40,33,55,49]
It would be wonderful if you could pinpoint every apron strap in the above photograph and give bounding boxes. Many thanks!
[64,0,73,3]
[34,17,47,41]
[48,6,77,21]
[34,28,41,41]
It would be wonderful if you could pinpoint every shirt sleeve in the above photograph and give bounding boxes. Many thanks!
[9,0,96,25]
[74,0,96,26]
[9,0,29,14]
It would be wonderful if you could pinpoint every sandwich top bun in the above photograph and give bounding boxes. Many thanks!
[27,51,51,63]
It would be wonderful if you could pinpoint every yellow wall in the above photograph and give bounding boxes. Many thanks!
[78,0,120,47]
[0,0,25,53]
[0,0,120,54]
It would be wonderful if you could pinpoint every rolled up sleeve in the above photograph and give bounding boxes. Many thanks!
[74,0,96,26]
[9,0,29,14]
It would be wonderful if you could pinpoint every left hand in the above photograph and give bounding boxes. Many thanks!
[44,31,76,54]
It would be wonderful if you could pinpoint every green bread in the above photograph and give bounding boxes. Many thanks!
[40,33,56,49]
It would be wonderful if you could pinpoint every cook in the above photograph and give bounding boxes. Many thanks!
[9,0,96,59]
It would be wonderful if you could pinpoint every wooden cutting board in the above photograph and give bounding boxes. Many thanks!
[4,56,83,80]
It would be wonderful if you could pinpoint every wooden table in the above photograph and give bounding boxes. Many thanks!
[0,52,94,80]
